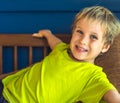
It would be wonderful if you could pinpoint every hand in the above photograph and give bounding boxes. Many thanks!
[32,29,52,38]
[32,29,62,49]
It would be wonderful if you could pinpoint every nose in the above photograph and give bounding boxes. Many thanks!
[80,35,89,45]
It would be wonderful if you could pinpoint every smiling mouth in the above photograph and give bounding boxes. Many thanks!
[75,45,88,52]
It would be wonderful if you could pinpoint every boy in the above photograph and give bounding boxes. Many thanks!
[1,6,120,103]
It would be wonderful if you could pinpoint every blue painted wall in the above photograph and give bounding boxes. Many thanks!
[0,0,120,34]
[1,0,120,72]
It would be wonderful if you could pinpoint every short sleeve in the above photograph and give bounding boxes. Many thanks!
[51,42,69,53]
[78,68,116,102]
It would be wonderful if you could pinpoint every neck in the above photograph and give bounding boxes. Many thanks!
[67,48,95,64]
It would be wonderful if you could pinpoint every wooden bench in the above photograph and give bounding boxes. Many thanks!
[0,34,120,92]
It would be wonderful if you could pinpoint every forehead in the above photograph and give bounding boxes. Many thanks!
[76,18,105,35]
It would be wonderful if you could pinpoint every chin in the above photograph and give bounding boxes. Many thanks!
[73,55,84,61]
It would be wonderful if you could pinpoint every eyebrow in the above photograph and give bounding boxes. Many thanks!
[76,26,98,36]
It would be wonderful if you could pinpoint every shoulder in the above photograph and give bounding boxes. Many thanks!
[53,42,69,51]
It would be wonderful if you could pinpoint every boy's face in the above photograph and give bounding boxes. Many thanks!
[70,18,110,63]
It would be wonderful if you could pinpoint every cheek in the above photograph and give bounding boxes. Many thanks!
[70,36,75,45]
[71,33,80,42]
[70,36,76,50]
[70,39,74,49]
[70,36,78,47]
[92,42,104,52]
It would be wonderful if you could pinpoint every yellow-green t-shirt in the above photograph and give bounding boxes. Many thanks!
[2,43,116,103]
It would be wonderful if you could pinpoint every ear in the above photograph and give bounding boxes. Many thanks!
[101,43,110,53]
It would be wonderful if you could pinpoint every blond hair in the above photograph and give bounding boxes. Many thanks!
[72,6,120,44]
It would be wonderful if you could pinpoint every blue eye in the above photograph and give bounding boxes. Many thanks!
[76,30,83,35]
[90,35,98,40]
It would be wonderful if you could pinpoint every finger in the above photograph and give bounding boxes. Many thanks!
[32,33,38,36]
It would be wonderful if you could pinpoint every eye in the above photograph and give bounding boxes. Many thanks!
[90,35,98,40]
[76,30,83,35]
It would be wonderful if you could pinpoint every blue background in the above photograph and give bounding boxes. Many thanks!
[0,0,120,72]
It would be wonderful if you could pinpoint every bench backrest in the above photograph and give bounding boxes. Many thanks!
[0,34,120,92]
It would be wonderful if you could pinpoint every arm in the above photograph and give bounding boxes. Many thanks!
[103,90,120,103]
[33,30,62,50]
